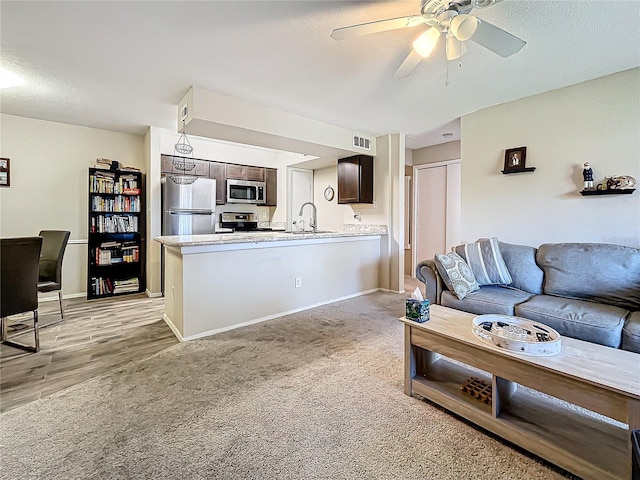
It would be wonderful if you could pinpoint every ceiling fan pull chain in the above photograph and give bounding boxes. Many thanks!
[445,58,450,86]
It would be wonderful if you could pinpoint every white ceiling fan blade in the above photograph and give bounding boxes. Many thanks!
[469,19,526,57]
[393,49,423,79]
[331,16,423,40]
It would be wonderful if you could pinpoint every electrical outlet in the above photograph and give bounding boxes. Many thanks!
[295,277,302,288]
[261,211,267,220]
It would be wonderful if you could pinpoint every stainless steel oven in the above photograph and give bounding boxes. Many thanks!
[226,179,266,205]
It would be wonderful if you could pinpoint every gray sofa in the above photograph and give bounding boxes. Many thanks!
[417,241,640,353]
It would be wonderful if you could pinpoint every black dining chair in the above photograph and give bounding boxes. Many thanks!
[37,230,70,326]
[1,236,43,353]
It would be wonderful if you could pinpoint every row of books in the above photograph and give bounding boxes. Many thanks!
[94,245,140,265]
[91,195,140,213]
[90,172,139,194]
[91,276,140,295]
[91,214,139,233]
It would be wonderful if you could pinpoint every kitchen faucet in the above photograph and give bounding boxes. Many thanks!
[298,202,317,233]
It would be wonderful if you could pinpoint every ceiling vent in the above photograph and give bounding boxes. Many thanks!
[353,134,372,151]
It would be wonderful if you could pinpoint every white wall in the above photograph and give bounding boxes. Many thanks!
[461,68,640,248]
[164,237,381,340]
[413,141,460,166]
[0,114,145,296]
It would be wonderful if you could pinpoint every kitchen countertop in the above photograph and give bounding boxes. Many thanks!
[155,229,385,248]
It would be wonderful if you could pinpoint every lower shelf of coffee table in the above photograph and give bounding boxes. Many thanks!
[411,356,627,480]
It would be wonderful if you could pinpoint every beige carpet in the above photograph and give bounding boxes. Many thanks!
[0,292,570,479]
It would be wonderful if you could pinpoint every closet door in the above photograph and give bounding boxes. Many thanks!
[412,161,461,274]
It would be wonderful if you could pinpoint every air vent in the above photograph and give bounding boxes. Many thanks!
[352,134,372,151]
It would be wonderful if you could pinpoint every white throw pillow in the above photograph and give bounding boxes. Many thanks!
[453,237,512,286]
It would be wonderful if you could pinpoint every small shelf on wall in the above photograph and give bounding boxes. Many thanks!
[580,188,635,196]
[501,167,536,175]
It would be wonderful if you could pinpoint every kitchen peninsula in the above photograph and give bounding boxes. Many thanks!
[156,230,385,341]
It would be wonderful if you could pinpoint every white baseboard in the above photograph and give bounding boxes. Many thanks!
[39,292,86,302]
[162,314,186,342]
[166,288,382,342]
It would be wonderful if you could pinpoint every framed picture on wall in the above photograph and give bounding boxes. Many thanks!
[0,158,9,187]
[503,147,527,172]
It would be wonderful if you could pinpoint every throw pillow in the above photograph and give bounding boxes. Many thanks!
[434,252,479,300]
[454,237,512,286]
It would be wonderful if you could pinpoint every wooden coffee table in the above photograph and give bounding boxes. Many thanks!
[400,305,640,480]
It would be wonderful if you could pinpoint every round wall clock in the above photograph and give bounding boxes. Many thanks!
[324,185,335,201]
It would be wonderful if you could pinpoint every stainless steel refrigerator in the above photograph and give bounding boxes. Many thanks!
[162,177,217,236]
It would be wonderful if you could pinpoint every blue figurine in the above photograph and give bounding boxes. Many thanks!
[583,162,594,190]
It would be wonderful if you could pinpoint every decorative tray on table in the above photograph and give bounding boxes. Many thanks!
[472,314,562,356]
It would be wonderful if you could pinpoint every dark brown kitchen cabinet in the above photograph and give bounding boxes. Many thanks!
[160,155,209,177]
[225,164,246,180]
[225,164,265,181]
[265,168,277,206]
[209,162,226,205]
[338,155,373,204]
[246,166,265,182]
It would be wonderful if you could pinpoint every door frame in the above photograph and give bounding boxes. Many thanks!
[286,167,314,231]
[411,159,461,276]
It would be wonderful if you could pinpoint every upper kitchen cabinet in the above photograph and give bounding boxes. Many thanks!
[338,155,373,204]
[209,162,226,205]
[161,155,209,177]
[225,164,265,182]
[265,168,277,206]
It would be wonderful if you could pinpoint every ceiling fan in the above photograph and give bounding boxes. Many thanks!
[331,0,526,79]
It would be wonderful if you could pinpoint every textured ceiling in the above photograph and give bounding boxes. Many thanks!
[1,1,639,149]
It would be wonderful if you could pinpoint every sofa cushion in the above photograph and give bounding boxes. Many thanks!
[515,295,627,348]
[434,252,479,300]
[453,237,512,286]
[537,243,640,310]
[622,311,640,354]
[441,286,533,316]
[498,241,544,295]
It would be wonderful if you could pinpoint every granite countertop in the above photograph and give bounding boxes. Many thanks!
[155,229,386,247]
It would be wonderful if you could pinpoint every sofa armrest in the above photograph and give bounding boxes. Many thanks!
[416,259,443,305]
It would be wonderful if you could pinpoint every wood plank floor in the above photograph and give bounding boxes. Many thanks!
[0,294,177,413]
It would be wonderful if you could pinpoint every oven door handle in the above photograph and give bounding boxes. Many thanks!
[168,209,213,215]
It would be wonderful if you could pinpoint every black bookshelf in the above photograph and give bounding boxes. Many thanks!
[87,167,145,299]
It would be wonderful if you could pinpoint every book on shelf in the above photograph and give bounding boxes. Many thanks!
[113,277,139,294]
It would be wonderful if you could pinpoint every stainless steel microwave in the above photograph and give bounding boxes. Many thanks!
[226,179,266,205]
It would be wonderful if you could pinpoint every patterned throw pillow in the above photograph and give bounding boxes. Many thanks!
[434,252,480,300]
[454,237,512,286]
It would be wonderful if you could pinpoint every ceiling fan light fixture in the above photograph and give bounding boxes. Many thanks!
[413,27,440,58]
[472,0,504,8]
[450,14,479,42]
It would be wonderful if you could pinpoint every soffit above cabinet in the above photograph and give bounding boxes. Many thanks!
[179,86,377,160]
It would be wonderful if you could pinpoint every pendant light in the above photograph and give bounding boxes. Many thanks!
[170,119,198,185]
